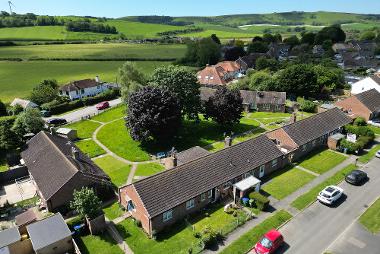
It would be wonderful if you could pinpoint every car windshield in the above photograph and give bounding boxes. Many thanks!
[260,237,273,249]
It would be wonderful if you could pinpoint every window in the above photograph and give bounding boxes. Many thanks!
[208,189,213,198]
[76,91,79,95]
[186,199,195,210]
[210,76,214,80]
[302,145,307,152]
[198,75,202,79]
[163,210,173,222]
[127,200,135,212]
[272,159,278,168]
[201,193,206,201]
[223,181,232,190]
[312,140,316,147]
[243,172,251,179]
[81,89,85,94]
[205,76,209,79]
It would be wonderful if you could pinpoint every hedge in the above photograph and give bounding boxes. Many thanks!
[41,89,120,115]
[248,192,270,211]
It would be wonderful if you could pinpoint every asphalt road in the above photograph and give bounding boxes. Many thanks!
[278,158,380,254]
[45,98,122,123]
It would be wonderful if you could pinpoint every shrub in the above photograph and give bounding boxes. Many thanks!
[248,192,270,211]
[297,98,316,113]
[344,125,375,138]
[340,139,362,154]
[135,219,142,228]
[200,227,222,249]
[354,117,367,126]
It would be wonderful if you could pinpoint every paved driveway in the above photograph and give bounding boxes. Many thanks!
[45,98,122,123]
[278,158,380,254]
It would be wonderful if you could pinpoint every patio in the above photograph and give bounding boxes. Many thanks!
[0,177,37,205]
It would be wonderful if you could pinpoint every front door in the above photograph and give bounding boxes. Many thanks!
[259,165,265,178]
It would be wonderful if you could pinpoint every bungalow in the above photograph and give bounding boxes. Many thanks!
[21,131,113,212]
[197,61,243,87]
[335,89,380,122]
[236,53,269,70]
[200,87,286,112]
[10,98,38,109]
[59,76,112,101]
[266,108,352,161]
[119,135,286,236]
[351,73,380,94]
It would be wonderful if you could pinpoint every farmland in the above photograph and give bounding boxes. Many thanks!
[0,60,171,102]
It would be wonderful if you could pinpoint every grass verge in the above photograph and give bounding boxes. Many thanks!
[291,164,357,210]
[220,210,292,254]
[298,149,347,174]
[358,144,380,164]
[359,197,380,234]
[65,120,101,139]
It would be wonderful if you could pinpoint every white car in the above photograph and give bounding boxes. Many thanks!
[376,150,380,158]
[317,186,344,205]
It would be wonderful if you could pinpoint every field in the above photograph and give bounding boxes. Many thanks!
[0,60,171,102]
[0,43,186,60]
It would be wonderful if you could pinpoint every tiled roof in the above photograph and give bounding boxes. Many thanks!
[355,89,380,112]
[197,66,228,86]
[15,209,37,227]
[60,79,99,92]
[176,146,210,166]
[282,108,352,147]
[131,135,284,218]
[21,132,111,201]
[0,227,20,248]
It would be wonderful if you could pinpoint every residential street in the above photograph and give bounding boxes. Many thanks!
[279,158,380,254]
[45,98,122,123]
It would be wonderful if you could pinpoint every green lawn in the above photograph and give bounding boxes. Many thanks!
[359,198,380,234]
[291,164,358,210]
[298,149,347,175]
[92,106,126,123]
[368,126,380,135]
[248,112,291,119]
[220,210,293,254]
[103,202,125,221]
[358,144,380,164]
[76,232,124,254]
[262,166,316,200]
[116,204,249,254]
[93,155,131,187]
[0,43,186,60]
[65,120,101,139]
[0,155,8,172]
[0,60,171,102]
[75,140,106,158]
[135,163,165,178]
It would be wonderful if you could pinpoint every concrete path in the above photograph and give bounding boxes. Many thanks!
[295,165,320,177]
[106,221,134,254]
[127,164,137,185]
[279,157,380,254]
[204,155,357,253]
[45,98,122,123]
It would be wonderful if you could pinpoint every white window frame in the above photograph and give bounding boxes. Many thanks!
[201,193,206,201]
[163,210,173,222]
[272,159,278,168]
[186,199,195,210]
[243,172,251,179]
[208,189,213,198]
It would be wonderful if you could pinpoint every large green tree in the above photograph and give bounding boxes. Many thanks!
[70,187,102,219]
[197,37,221,66]
[30,80,59,105]
[315,25,346,44]
[118,62,146,102]
[249,71,278,91]
[276,64,319,97]
[126,86,182,142]
[12,108,45,137]
[247,41,268,54]
[150,65,201,119]
[0,100,7,117]
[204,87,243,127]
[0,116,21,151]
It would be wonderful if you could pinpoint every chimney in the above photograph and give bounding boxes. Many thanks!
[290,112,297,124]
[71,147,80,160]
[50,127,56,135]
[225,136,233,148]
[95,75,100,83]
[165,154,177,169]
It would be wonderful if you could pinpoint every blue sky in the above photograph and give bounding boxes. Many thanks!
[1,0,380,17]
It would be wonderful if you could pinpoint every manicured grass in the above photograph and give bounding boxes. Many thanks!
[248,112,291,119]
[75,140,106,158]
[291,164,357,210]
[76,232,124,254]
[0,43,186,60]
[220,210,293,254]
[97,119,151,162]
[65,120,101,139]
[298,149,347,175]
[135,163,165,177]
[103,202,125,221]
[358,144,380,164]
[116,204,249,254]
[359,198,380,234]
[93,155,132,187]
[0,60,171,102]
[97,115,261,162]
[92,106,126,123]
[15,196,39,209]
[262,166,316,200]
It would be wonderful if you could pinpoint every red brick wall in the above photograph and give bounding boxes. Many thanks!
[335,97,371,121]
[119,185,151,234]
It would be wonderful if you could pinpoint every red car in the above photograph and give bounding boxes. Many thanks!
[253,229,284,254]
[96,101,110,110]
